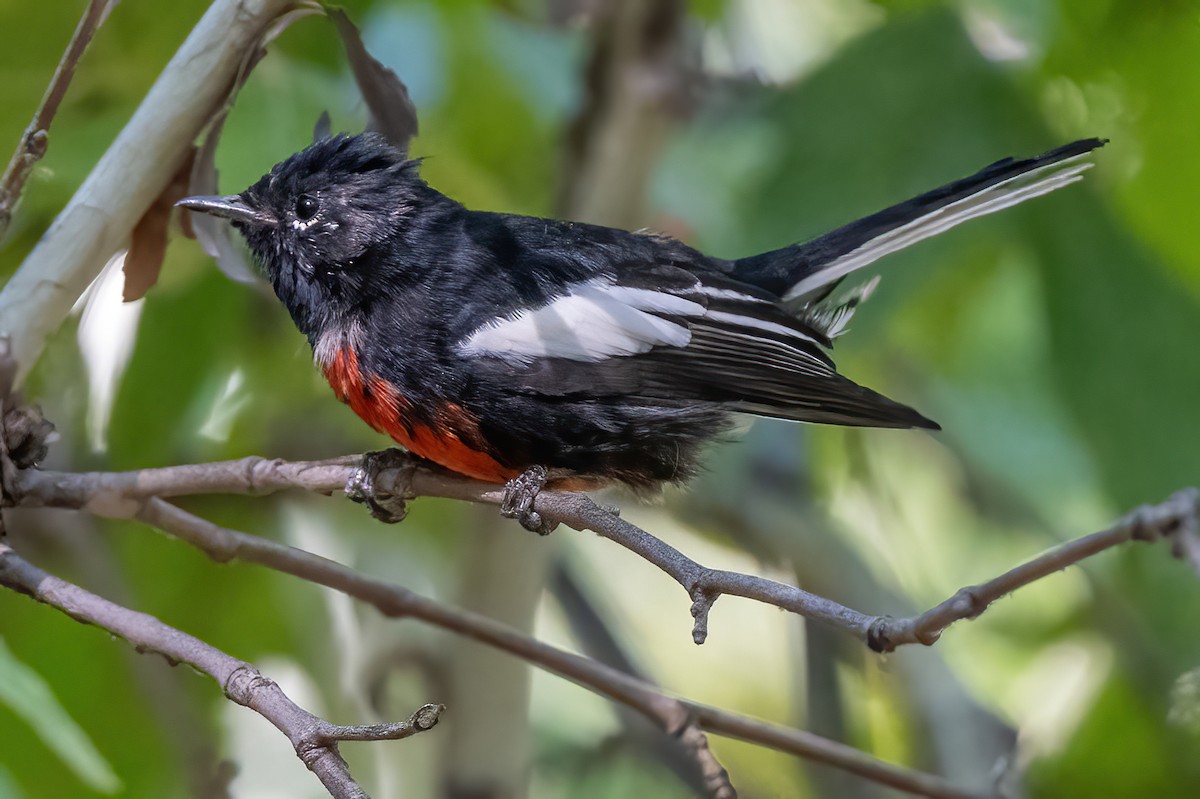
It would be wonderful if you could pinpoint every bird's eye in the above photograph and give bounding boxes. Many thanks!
[295,194,319,221]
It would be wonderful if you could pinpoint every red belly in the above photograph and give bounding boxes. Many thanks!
[321,346,518,484]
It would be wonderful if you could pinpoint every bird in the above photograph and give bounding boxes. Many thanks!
[178,133,1104,530]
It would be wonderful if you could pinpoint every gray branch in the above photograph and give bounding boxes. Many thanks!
[0,542,442,799]
[6,471,988,798]
[14,455,1199,652]
[132,498,989,799]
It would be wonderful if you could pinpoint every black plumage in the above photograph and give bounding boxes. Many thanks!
[178,133,1103,489]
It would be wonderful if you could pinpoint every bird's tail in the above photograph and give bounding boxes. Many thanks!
[731,139,1106,302]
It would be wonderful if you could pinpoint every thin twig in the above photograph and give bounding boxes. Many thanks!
[0,543,443,799]
[0,0,111,239]
[866,488,1200,652]
[317,705,444,743]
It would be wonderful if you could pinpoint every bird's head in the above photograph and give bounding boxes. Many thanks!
[178,132,432,335]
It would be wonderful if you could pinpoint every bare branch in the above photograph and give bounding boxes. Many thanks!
[0,0,294,384]
[15,458,876,642]
[85,496,981,799]
[0,0,112,240]
[10,451,1196,797]
[0,543,442,799]
[690,704,984,799]
[17,455,1195,655]
[510,489,874,644]
[867,488,1200,652]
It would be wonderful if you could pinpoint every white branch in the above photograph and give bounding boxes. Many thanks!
[0,0,293,384]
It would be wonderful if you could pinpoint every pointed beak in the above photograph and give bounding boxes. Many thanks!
[176,195,274,225]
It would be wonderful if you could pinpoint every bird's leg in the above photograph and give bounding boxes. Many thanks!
[501,465,558,535]
[346,449,417,524]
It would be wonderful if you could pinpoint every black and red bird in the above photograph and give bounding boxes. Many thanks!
[179,134,1103,527]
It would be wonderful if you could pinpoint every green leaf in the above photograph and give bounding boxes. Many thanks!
[1031,196,1200,509]
[0,766,27,799]
[0,638,121,794]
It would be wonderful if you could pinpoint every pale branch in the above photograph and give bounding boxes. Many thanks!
[0,542,443,799]
[13,456,1200,652]
[0,0,295,384]
[867,487,1200,652]
[0,0,111,240]
[33,493,986,799]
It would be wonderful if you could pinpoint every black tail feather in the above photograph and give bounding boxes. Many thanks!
[732,138,1106,299]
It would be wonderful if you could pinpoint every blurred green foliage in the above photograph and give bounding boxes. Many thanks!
[2,0,1199,797]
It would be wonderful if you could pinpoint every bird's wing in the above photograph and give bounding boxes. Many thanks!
[457,264,936,430]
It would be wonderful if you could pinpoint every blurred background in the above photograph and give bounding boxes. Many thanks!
[2,0,1199,797]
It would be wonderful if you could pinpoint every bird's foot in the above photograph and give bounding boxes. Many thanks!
[501,465,558,535]
[346,449,416,524]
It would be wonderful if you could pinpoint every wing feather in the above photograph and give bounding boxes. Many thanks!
[459,267,936,430]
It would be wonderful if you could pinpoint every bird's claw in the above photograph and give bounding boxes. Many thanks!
[346,449,415,524]
[501,465,558,535]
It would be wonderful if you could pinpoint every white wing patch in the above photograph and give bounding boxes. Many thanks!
[460,276,833,367]
[460,279,699,363]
